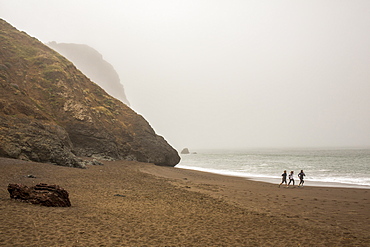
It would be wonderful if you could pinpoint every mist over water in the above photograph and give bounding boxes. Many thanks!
[1,1,370,151]
[177,148,370,188]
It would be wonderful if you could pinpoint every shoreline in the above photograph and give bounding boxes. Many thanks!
[1,157,369,246]
[176,165,370,189]
[249,176,370,189]
[139,162,370,245]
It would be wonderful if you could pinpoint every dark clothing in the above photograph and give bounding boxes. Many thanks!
[279,172,288,187]
[298,172,305,186]
[281,173,287,183]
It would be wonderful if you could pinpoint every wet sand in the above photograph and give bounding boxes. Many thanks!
[0,157,369,246]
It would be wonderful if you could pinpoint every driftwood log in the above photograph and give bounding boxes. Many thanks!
[7,183,71,207]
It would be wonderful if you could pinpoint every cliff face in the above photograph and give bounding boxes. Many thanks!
[46,42,130,106]
[0,19,180,167]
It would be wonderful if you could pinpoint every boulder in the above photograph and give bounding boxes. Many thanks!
[181,148,190,154]
[7,183,71,207]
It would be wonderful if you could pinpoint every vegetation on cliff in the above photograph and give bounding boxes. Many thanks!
[0,19,180,167]
[46,42,130,106]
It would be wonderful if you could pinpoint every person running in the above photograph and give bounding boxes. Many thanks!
[279,170,287,187]
[298,170,306,187]
[288,171,294,187]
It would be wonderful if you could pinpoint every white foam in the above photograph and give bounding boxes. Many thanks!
[176,165,370,189]
[177,148,370,189]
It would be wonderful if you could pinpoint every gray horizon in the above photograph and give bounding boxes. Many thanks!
[1,0,369,151]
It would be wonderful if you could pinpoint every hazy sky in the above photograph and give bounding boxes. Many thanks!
[1,0,369,150]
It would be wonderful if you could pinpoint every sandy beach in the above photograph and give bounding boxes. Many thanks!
[0,157,369,246]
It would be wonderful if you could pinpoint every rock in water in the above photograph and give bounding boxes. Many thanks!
[0,19,180,167]
[181,148,190,154]
[7,183,71,207]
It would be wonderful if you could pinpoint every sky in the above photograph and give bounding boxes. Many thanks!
[1,0,370,151]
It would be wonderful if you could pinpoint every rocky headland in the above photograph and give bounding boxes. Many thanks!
[0,19,180,167]
[46,42,130,106]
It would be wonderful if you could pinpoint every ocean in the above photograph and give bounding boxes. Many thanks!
[176,148,370,189]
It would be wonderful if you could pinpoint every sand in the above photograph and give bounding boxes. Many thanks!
[0,157,369,246]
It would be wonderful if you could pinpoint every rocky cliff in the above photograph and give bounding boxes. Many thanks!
[46,42,130,106]
[0,19,180,167]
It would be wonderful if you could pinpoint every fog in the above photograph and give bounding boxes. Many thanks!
[1,0,369,150]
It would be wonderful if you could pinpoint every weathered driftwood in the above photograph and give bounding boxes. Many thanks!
[7,183,71,207]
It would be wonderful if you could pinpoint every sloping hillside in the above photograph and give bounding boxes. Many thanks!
[0,19,180,167]
[47,42,130,106]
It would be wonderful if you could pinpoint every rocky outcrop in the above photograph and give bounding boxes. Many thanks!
[181,148,190,154]
[47,42,130,106]
[0,116,88,168]
[0,19,180,167]
[8,183,71,207]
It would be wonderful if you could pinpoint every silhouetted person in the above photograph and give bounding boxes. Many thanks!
[298,170,305,187]
[279,170,287,187]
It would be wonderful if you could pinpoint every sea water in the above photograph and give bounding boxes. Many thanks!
[176,148,370,189]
